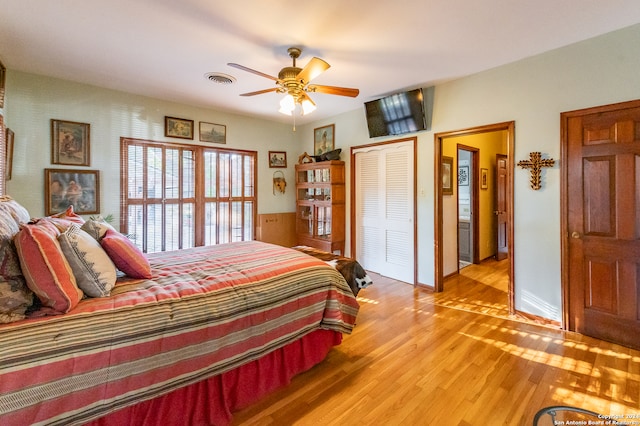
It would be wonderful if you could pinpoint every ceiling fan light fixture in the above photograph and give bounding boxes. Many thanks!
[279,94,295,115]
[229,46,358,121]
[278,106,293,116]
[301,98,316,115]
[279,94,316,116]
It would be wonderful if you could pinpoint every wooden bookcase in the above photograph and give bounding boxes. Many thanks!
[295,160,345,254]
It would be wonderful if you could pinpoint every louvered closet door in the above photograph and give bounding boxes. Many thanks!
[355,142,414,283]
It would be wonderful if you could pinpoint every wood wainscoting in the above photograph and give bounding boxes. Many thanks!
[256,212,297,247]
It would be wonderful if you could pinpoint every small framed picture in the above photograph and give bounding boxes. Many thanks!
[442,156,453,196]
[51,119,90,166]
[481,168,488,190]
[45,168,100,216]
[199,121,226,144]
[269,151,287,168]
[314,124,335,155]
[5,127,14,180]
[165,116,194,140]
[458,166,469,186]
[0,60,5,109]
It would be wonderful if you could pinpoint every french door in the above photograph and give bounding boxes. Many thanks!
[202,149,256,245]
[353,139,415,284]
[121,138,256,253]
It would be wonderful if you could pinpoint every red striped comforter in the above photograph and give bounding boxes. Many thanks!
[0,241,359,425]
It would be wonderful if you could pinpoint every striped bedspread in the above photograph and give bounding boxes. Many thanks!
[0,241,359,426]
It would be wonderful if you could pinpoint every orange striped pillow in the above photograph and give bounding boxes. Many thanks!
[14,221,83,314]
[49,205,85,224]
[100,229,152,279]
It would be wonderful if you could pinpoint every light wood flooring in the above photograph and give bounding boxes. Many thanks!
[233,261,640,425]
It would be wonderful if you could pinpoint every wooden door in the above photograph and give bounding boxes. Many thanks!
[563,99,640,349]
[495,154,508,261]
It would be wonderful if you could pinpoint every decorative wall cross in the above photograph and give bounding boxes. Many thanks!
[517,152,555,190]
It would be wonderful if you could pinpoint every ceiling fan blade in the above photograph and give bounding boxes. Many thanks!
[239,87,279,96]
[308,84,360,97]
[296,57,330,84]
[227,63,279,82]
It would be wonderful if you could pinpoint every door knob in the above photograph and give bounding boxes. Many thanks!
[571,231,581,239]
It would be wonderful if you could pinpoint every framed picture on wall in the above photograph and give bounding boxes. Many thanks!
[51,119,91,166]
[0,60,5,109]
[458,166,469,186]
[165,116,194,140]
[268,151,287,168]
[442,156,453,195]
[45,168,100,215]
[314,124,334,155]
[5,127,14,180]
[199,121,226,143]
[481,168,488,190]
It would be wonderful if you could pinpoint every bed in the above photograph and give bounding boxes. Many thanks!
[0,198,360,426]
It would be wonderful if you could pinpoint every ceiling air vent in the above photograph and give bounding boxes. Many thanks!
[204,72,236,85]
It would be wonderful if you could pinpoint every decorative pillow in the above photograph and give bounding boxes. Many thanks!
[49,205,85,224]
[101,229,152,279]
[0,197,33,322]
[14,221,83,314]
[0,196,30,224]
[37,217,77,233]
[59,224,117,297]
[81,217,117,241]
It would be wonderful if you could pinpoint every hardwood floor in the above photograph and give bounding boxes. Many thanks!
[440,258,513,321]
[233,264,640,425]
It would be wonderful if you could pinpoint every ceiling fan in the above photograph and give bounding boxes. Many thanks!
[228,47,359,116]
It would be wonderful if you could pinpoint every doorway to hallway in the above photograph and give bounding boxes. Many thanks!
[434,121,515,315]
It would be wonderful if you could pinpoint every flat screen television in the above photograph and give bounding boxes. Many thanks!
[364,87,433,138]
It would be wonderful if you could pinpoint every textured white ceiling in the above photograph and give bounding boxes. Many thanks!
[1,0,639,124]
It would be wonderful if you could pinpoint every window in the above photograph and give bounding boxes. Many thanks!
[202,150,255,245]
[121,138,256,253]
